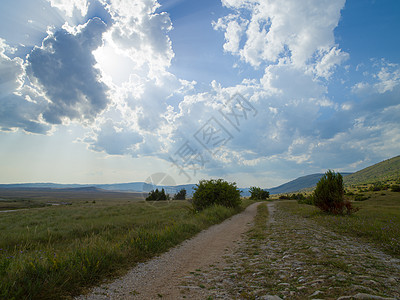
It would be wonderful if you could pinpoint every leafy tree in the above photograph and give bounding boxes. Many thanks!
[173,188,187,200]
[249,186,270,200]
[313,170,357,214]
[192,179,241,211]
[146,188,168,201]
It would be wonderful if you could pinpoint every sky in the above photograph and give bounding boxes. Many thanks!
[0,0,399,188]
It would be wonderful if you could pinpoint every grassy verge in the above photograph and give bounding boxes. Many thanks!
[0,199,254,299]
[277,191,400,257]
[247,203,269,240]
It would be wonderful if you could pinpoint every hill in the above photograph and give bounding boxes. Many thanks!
[344,155,400,185]
[267,173,352,195]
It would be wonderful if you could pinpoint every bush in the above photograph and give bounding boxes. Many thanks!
[298,195,314,205]
[313,170,357,215]
[173,188,187,200]
[249,187,270,200]
[391,185,400,192]
[192,179,241,211]
[146,188,169,201]
[369,182,389,192]
[354,193,369,201]
[279,193,305,201]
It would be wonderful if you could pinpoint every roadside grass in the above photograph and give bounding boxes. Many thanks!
[277,191,400,257]
[0,199,254,299]
[248,203,269,240]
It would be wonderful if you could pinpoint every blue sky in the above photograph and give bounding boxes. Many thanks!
[0,0,399,188]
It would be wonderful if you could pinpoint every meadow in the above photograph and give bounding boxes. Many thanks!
[0,195,253,299]
[278,191,400,257]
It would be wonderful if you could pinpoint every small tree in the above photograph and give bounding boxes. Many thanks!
[249,187,269,200]
[313,170,357,214]
[173,188,186,200]
[146,188,168,201]
[192,179,241,211]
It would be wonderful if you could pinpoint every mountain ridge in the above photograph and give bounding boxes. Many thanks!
[1,155,398,195]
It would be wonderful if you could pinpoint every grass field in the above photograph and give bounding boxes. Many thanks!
[278,191,400,257]
[0,196,254,299]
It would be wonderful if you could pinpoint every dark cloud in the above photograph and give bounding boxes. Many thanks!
[0,40,49,134]
[28,17,109,124]
[0,93,50,134]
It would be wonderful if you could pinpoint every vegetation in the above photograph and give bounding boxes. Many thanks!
[192,179,241,211]
[279,193,306,201]
[279,190,400,257]
[173,188,187,200]
[354,193,370,201]
[344,155,400,185]
[391,185,400,192]
[146,188,169,201]
[0,198,253,299]
[249,187,269,200]
[313,170,357,215]
[247,203,269,240]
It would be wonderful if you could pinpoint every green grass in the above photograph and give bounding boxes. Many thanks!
[277,191,400,257]
[248,203,269,240]
[0,199,254,299]
[344,155,400,185]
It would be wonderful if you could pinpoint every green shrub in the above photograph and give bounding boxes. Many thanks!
[313,170,357,215]
[354,193,369,201]
[173,189,186,200]
[192,179,241,211]
[249,187,270,200]
[391,185,400,192]
[298,195,314,205]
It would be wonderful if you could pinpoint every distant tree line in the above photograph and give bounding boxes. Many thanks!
[146,188,187,201]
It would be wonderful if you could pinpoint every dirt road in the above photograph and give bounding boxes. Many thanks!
[77,202,261,299]
[182,201,400,299]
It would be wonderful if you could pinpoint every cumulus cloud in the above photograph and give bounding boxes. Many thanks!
[83,0,193,156]
[85,119,143,155]
[314,47,349,79]
[215,0,346,68]
[0,39,50,133]
[100,0,174,78]
[27,17,109,125]
[46,0,89,18]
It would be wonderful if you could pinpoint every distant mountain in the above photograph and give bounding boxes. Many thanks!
[0,182,198,196]
[0,183,85,189]
[344,155,400,185]
[267,172,353,195]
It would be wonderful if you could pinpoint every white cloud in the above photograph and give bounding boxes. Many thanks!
[0,39,24,98]
[314,47,349,79]
[100,0,174,79]
[215,0,346,68]
[375,64,400,93]
[213,14,248,54]
[46,0,89,18]
[0,39,50,133]
[352,60,400,95]
[85,119,143,155]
